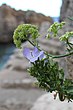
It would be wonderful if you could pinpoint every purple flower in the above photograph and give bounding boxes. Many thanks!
[23,47,45,62]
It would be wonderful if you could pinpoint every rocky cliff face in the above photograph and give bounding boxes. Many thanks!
[60,0,70,21]
[60,0,73,22]
[60,0,73,32]
[60,0,73,79]
[0,4,53,43]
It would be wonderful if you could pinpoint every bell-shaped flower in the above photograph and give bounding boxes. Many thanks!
[23,47,45,62]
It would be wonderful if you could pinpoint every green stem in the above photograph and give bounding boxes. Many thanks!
[69,42,73,45]
[47,51,73,58]
[67,39,73,49]
[28,39,73,59]
[28,39,36,47]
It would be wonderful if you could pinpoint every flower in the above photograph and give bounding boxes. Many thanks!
[23,47,45,62]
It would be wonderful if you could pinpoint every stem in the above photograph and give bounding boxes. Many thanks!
[69,42,73,45]
[28,39,73,59]
[47,51,73,58]
[67,39,73,49]
[28,39,36,47]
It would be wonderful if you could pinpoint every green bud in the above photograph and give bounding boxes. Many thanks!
[60,31,73,41]
[48,22,65,37]
[13,24,40,48]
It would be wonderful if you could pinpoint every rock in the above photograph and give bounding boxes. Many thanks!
[25,10,53,26]
[0,4,24,43]
[66,56,73,79]
[0,88,45,110]
[60,0,73,31]
[60,0,73,79]
[60,0,70,21]
[60,0,73,23]
[31,93,73,110]
[60,0,73,34]
[0,44,46,109]
[0,69,37,89]
[0,4,53,43]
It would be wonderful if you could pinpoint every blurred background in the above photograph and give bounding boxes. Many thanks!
[0,0,62,70]
[0,0,73,110]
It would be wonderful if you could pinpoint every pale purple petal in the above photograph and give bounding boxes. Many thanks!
[23,48,32,60]
[23,47,45,62]
[30,57,38,62]
[31,51,44,62]
[32,47,39,56]
[39,51,45,60]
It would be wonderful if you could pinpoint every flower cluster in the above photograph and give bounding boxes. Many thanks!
[13,24,40,48]
[13,22,73,102]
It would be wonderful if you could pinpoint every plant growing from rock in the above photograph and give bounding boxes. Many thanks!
[13,21,73,102]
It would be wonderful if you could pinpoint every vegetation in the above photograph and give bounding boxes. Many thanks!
[13,21,73,102]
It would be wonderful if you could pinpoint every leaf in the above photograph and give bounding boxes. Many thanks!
[66,86,73,94]
[68,16,73,21]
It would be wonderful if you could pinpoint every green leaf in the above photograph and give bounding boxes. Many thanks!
[68,16,73,21]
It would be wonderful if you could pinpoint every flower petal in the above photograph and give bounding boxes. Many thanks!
[38,51,45,60]
[23,47,45,62]
[31,51,45,62]
[30,57,38,62]
[32,47,39,56]
[23,48,32,60]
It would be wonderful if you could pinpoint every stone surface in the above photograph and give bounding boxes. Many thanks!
[60,0,73,23]
[25,10,53,26]
[31,93,73,110]
[60,0,70,21]
[60,0,73,32]
[66,56,73,79]
[0,88,45,110]
[0,4,53,43]
[60,0,73,79]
